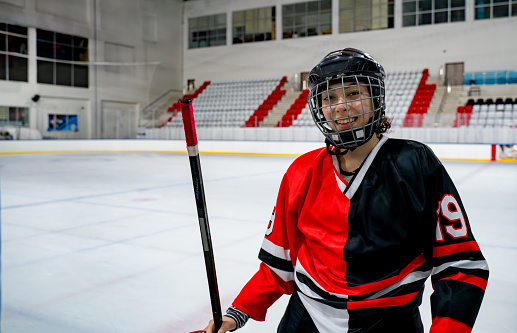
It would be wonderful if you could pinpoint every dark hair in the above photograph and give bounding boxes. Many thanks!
[376,115,392,135]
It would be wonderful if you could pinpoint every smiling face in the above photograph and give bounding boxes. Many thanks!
[320,82,374,132]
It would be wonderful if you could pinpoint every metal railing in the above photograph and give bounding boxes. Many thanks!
[140,89,183,128]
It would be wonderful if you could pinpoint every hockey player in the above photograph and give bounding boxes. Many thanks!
[200,48,488,333]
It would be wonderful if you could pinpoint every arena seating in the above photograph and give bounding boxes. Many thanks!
[164,76,286,128]
[160,68,515,130]
[286,69,429,128]
[455,97,517,128]
[464,71,517,85]
[245,76,287,127]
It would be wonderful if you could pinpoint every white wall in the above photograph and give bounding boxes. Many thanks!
[183,0,517,84]
[0,0,184,139]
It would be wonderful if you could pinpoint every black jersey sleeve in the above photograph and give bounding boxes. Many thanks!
[421,144,489,332]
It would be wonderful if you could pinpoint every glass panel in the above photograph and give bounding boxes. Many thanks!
[216,14,226,26]
[403,14,417,25]
[37,29,54,42]
[355,18,371,30]
[512,3,517,16]
[74,47,88,62]
[435,0,448,9]
[308,1,319,13]
[403,1,417,12]
[295,15,306,26]
[451,0,465,7]
[37,60,54,84]
[56,62,72,86]
[7,24,27,36]
[321,0,332,11]
[8,55,28,82]
[419,12,432,24]
[321,24,332,34]
[56,33,72,45]
[0,54,6,80]
[189,17,198,30]
[295,3,306,14]
[341,8,355,20]
[475,0,490,5]
[451,9,465,21]
[434,10,448,23]
[74,65,89,88]
[307,13,318,25]
[388,15,394,27]
[73,36,88,48]
[283,4,294,16]
[475,6,491,19]
[493,4,509,16]
[419,0,432,11]
[56,44,73,61]
[295,25,306,36]
[388,1,395,15]
[37,40,54,59]
[356,7,371,18]
[9,107,28,126]
[493,0,508,3]
[340,0,355,9]
[0,23,6,32]
[233,11,244,25]
[340,20,354,32]
[0,33,6,51]
[8,36,28,54]
[320,12,332,24]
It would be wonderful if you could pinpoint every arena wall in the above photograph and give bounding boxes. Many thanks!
[0,139,511,162]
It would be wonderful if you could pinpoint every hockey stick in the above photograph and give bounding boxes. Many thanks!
[181,99,223,333]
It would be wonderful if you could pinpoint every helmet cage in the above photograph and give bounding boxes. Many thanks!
[308,74,385,150]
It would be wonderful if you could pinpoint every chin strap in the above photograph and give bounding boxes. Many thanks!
[325,139,356,156]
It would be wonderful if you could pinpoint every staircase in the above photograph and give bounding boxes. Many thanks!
[260,91,300,127]
[434,86,468,127]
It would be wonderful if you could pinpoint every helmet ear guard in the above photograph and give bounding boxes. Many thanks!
[307,48,386,150]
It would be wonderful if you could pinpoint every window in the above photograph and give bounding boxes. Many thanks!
[283,0,332,39]
[0,106,29,127]
[402,0,465,26]
[233,7,276,44]
[189,14,227,49]
[475,0,517,19]
[0,22,28,82]
[36,29,89,88]
[339,0,394,33]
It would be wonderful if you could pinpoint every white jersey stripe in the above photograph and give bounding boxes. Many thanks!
[267,265,294,282]
[331,155,348,193]
[295,261,349,300]
[345,135,388,199]
[432,259,489,276]
[261,237,292,261]
[365,269,432,300]
[298,291,350,333]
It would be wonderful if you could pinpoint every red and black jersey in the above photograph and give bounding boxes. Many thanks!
[233,136,488,332]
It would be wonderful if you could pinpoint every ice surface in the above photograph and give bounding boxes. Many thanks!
[1,151,515,332]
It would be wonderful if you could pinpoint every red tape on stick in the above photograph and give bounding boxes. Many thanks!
[181,99,198,147]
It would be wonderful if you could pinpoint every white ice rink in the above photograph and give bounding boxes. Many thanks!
[1,148,516,333]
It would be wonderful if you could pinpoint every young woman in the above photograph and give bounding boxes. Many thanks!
[201,48,488,333]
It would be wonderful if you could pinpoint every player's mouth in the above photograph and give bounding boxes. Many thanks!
[334,116,358,129]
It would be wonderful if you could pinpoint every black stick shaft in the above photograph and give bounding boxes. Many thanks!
[181,99,223,332]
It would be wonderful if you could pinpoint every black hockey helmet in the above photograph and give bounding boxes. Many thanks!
[307,48,386,150]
